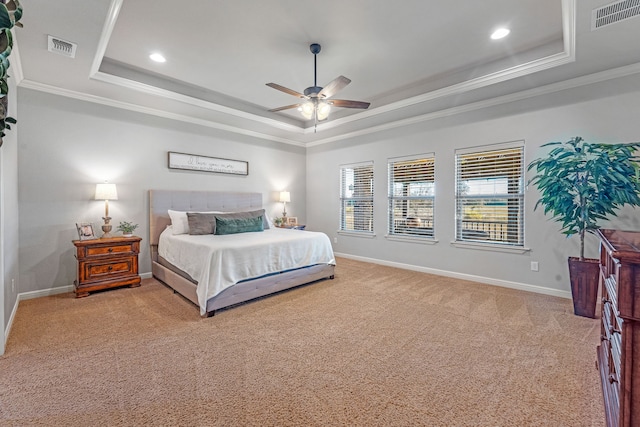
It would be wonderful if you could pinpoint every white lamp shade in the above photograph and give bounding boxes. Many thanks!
[95,183,118,201]
[279,191,291,203]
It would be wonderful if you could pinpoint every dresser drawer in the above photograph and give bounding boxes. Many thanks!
[81,256,137,282]
[85,242,137,258]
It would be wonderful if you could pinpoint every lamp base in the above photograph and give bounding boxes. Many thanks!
[101,217,113,239]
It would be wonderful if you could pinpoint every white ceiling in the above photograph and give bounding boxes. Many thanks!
[14,0,640,146]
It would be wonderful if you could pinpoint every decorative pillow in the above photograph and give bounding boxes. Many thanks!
[169,208,268,234]
[215,215,264,235]
[168,210,190,235]
[186,213,217,235]
[169,210,222,235]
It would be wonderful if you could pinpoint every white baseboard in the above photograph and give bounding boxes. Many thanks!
[334,252,572,300]
[4,272,154,347]
[5,284,74,348]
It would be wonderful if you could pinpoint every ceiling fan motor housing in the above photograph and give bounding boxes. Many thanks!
[304,86,323,97]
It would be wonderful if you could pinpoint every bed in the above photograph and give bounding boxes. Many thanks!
[149,190,336,316]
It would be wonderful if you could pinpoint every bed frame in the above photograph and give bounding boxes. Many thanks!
[149,190,335,317]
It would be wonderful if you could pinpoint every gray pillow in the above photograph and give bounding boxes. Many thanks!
[186,213,217,235]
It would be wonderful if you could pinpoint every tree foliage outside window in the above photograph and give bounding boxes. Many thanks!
[455,144,525,246]
[340,162,374,233]
[388,155,435,238]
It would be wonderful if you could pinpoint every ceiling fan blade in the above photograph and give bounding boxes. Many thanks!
[266,83,306,99]
[268,103,302,113]
[330,99,371,109]
[318,76,351,99]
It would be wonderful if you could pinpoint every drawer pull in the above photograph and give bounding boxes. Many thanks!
[108,248,113,253]
[602,297,611,305]
[611,327,621,335]
[108,266,113,271]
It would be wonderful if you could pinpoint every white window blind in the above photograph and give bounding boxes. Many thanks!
[455,144,524,246]
[340,162,374,233]
[388,155,435,238]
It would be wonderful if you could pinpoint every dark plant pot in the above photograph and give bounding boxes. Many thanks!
[568,257,600,318]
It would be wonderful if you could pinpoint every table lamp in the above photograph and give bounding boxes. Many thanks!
[279,191,290,218]
[95,183,118,238]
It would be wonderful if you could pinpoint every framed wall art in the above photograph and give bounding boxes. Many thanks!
[168,151,249,176]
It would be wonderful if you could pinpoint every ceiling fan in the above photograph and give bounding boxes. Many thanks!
[266,43,370,122]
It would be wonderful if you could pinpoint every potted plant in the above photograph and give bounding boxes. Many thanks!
[528,136,640,317]
[0,0,22,147]
[117,221,139,237]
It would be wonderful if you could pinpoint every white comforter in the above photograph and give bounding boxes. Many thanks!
[158,226,336,314]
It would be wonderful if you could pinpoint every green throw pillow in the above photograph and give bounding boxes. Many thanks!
[215,215,264,235]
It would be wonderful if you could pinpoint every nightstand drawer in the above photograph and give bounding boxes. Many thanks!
[86,242,136,257]
[82,257,136,282]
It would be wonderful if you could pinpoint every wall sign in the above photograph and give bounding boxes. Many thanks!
[168,152,249,176]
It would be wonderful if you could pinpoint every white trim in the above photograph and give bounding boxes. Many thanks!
[89,0,123,77]
[309,0,577,135]
[86,0,577,139]
[450,241,531,254]
[18,79,306,147]
[4,284,74,347]
[306,61,640,147]
[384,235,439,245]
[91,71,305,134]
[334,252,570,299]
[3,274,152,348]
[337,231,376,239]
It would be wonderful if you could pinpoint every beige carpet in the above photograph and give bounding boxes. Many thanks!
[1,258,604,426]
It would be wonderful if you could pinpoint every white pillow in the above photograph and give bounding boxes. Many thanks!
[168,210,190,235]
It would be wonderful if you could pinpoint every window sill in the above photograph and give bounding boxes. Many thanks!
[385,235,438,245]
[450,240,531,254]
[337,231,376,239]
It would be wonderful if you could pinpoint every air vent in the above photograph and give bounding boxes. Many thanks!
[47,35,77,58]
[592,0,640,30]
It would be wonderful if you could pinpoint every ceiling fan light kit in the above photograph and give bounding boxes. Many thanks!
[267,43,370,124]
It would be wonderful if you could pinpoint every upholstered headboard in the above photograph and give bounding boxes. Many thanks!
[149,190,263,249]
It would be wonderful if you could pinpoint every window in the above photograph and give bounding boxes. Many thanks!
[455,143,524,246]
[340,162,374,233]
[388,155,435,238]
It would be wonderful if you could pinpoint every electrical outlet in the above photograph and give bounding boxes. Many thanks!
[11,278,15,292]
[333,237,338,244]
[531,261,539,272]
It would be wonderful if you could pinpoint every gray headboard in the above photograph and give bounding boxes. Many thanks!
[149,190,263,248]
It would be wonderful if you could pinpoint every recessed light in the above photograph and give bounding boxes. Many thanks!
[490,28,510,40]
[149,53,166,63]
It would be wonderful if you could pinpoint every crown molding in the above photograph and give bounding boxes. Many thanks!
[311,0,577,134]
[91,0,577,138]
[18,79,305,147]
[306,61,640,147]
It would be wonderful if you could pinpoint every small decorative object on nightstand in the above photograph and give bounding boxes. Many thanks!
[117,221,138,237]
[72,235,141,297]
[95,182,118,238]
[279,191,290,219]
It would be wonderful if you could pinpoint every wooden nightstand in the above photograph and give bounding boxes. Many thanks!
[72,236,142,297]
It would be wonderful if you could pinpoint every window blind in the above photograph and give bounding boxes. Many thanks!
[388,155,435,237]
[455,145,524,246]
[340,162,374,233]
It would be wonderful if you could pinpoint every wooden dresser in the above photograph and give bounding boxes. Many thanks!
[73,236,141,297]
[597,229,640,427]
